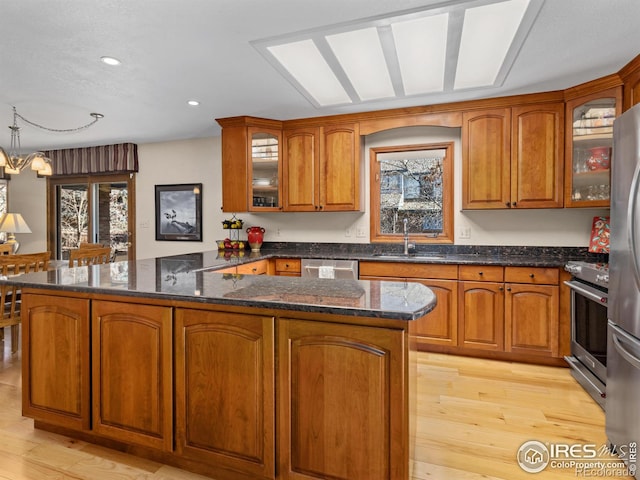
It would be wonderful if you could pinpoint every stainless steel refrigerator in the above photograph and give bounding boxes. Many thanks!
[607,102,640,477]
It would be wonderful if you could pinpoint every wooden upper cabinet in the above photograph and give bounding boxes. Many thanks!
[462,108,511,209]
[216,116,283,213]
[511,102,564,208]
[462,102,564,209]
[249,128,283,211]
[283,122,361,212]
[283,127,320,211]
[320,123,361,211]
[620,54,640,112]
[564,85,621,208]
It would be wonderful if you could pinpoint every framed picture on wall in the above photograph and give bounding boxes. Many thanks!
[155,183,202,241]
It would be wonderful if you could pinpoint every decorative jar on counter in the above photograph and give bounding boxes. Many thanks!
[246,226,265,252]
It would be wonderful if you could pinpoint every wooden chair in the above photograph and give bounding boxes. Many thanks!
[0,244,13,255]
[69,246,112,267]
[0,251,51,354]
[79,242,105,249]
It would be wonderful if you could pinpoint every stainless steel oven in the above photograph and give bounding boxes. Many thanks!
[564,261,609,409]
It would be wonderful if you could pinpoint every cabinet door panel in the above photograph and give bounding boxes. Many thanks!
[22,294,91,431]
[505,284,559,357]
[284,128,319,211]
[414,279,457,346]
[511,103,564,208]
[320,124,360,211]
[92,301,173,451]
[462,109,511,209]
[278,319,405,480]
[458,281,504,350]
[221,125,249,212]
[175,309,275,478]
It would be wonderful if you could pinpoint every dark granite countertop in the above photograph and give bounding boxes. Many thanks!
[211,242,605,268]
[2,254,436,321]
[1,244,603,321]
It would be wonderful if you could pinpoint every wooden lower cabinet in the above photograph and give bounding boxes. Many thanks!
[505,283,559,357]
[278,318,406,480]
[216,259,269,275]
[22,294,91,431]
[458,266,560,358]
[21,289,415,480]
[361,261,565,363]
[359,261,458,348]
[458,281,505,351]
[273,258,301,277]
[91,300,173,451]
[175,308,275,478]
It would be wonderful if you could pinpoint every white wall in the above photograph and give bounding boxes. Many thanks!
[7,169,48,254]
[9,128,608,258]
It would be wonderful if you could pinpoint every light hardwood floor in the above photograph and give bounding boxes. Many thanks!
[0,334,633,479]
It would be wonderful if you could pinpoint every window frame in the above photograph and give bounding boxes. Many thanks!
[369,142,454,244]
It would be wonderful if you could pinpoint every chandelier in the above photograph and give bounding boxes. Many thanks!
[0,106,104,176]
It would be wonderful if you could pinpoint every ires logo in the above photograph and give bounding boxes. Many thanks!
[517,440,636,475]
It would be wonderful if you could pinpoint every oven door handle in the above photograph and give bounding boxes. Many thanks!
[564,280,608,303]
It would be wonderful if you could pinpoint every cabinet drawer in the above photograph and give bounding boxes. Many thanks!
[217,259,268,275]
[505,267,559,285]
[275,258,301,274]
[458,265,504,282]
[359,261,458,280]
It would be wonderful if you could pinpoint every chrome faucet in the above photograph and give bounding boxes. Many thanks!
[403,218,410,255]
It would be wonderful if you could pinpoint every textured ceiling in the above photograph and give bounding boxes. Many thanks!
[1,0,638,152]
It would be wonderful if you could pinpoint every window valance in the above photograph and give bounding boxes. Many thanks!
[43,143,138,176]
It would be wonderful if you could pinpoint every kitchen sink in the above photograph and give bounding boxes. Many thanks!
[371,253,445,260]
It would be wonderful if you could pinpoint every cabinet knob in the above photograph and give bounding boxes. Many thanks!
[529,273,535,278]
[507,287,512,291]
[505,202,510,207]
[478,271,483,276]
[499,286,504,291]
[513,202,517,207]
[252,268,257,273]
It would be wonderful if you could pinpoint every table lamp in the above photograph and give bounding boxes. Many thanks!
[0,213,32,253]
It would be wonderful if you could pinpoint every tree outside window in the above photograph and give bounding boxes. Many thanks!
[370,143,453,243]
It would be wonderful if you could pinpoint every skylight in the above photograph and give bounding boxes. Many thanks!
[253,0,543,108]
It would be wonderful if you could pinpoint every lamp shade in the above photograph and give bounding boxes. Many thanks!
[0,213,32,234]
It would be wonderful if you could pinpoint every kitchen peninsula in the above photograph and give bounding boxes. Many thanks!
[8,252,436,480]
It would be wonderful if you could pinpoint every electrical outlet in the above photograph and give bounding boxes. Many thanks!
[356,226,367,238]
[276,228,281,237]
[345,228,352,237]
[459,226,471,239]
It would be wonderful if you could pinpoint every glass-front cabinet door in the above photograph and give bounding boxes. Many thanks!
[248,128,281,211]
[565,87,621,207]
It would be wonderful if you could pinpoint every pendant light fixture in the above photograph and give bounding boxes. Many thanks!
[0,106,104,176]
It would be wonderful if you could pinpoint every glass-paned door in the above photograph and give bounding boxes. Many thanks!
[48,174,135,262]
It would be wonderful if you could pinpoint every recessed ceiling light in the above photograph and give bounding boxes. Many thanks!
[187,100,200,106]
[100,56,121,66]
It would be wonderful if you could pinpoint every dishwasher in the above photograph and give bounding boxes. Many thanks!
[300,259,359,280]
